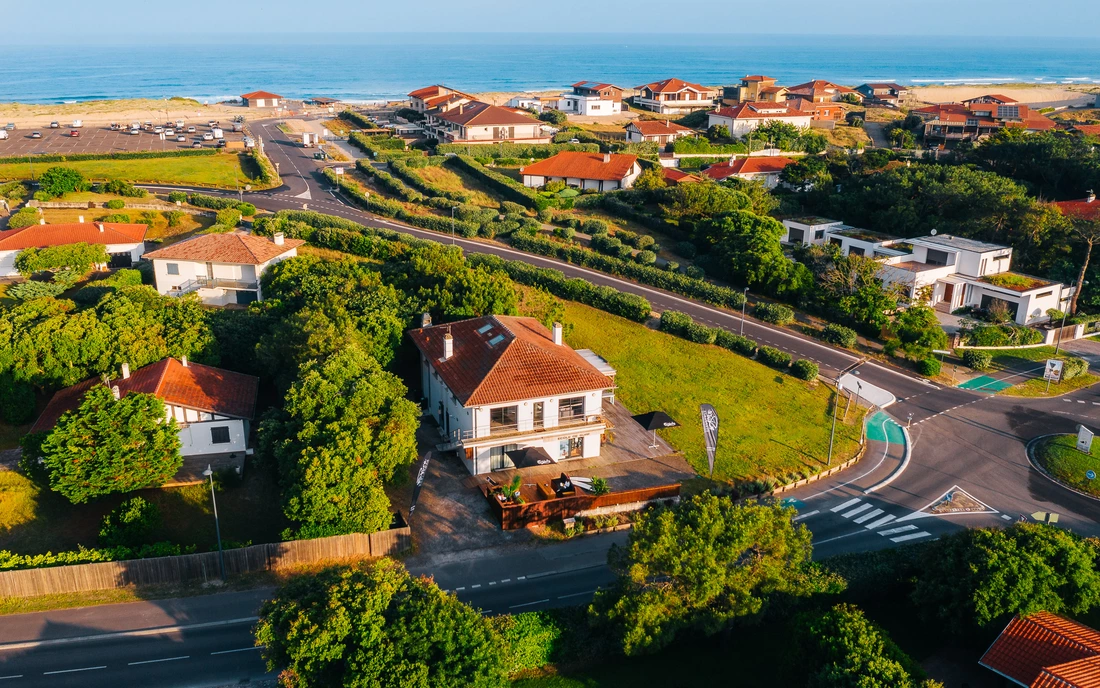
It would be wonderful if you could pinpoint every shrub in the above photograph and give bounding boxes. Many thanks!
[791,359,819,381]
[962,349,992,371]
[216,208,242,227]
[665,261,680,272]
[581,219,609,236]
[187,193,239,210]
[754,302,794,325]
[0,542,189,571]
[32,190,52,202]
[500,201,527,215]
[635,250,657,265]
[99,497,162,547]
[553,226,575,241]
[820,323,858,348]
[99,179,146,198]
[917,357,941,376]
[539,109,568,125]
[6,206,39,229]
[685,265,705,279]
[714,329,757,356]
[38,166,89,197]
[659,310,694,337]
[1062,356,1089,381]
[99,213,132,223]
[167,191,188,203]
[237,202,257,216]
[591,476,611,496]
[757,346,792,368]
[7,280,66,300]
[0,181,27,200]
[685,323,718,344]
[165,210,185,227]
[674,241,698,259]
[105,199,125,209]
[15,242,108,275]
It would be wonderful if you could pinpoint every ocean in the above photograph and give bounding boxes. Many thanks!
[2,33,1099,104]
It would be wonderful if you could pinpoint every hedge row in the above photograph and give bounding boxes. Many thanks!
[468,254,652,323]
[340,110,374,129]
[248,146,279,186]
[510,233,747,310]
[669,138,748,155]
[347,131,422,162]
[447,155,547,210]
[0,149,218,165]
[573,192,669,232]
[390,158,471,203]
[187,193,241,211]
[436,142,599,159]
[323,168,480,237]
[355,160,423,202]
[0,542,191,571]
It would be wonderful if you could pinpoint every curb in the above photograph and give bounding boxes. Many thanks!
[1025,434,1100,504]
[0,616,260,652]
[864,417,911,495]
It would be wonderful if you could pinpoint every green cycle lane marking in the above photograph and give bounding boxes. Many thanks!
[866,410,905,445]
[957,375,1014,392]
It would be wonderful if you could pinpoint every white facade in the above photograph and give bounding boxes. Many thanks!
[556,94,622,116]
[521,166,641,192]
[707,110,813,137]
[506,95,548,112]
[166,401,249,457]
[152,250,297,306]
[0,241,144,278]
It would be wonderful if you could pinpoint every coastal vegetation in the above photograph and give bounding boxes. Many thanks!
[0,152,253,188]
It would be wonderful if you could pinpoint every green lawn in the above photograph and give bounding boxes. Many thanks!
[561,301,865,482]
[988,345,1061,364]
[420,164,503,208]
[1035,434,1100,497]
[0,153,252,188]
[0,462,287,555]
[1004,373,1100,397]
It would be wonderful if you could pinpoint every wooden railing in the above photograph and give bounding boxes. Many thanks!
[487,483,681,530]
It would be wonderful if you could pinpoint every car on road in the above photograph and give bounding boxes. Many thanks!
[131,128,141,135]
[30,131,41,138]
[202,132,214,141]
[216,139,227,148]
[154,126,164,134]
[176,135,186,142]
[50,121,60,128]
[69,130,80,137]
[186,126,196,133]
[0,130,7,140]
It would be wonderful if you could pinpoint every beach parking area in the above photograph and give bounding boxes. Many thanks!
[0,121,245,157]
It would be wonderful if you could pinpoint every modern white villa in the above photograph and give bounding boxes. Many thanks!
[144,231,303,306]
[634,78,719,114]
[0,221,147,277]
[409,314,616,475]
[781,218,1072,325]
[707,102,813,137]
[556,81,624,116]
[32,357,260,461]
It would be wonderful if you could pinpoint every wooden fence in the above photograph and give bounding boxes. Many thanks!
[0,527,411,598]
[488,484,681,530]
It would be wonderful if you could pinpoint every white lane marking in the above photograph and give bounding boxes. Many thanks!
[43,666,107,675]
[557,590,597,599]
[813,531,865,546]
[471,584,481,589]
[1079,400,1086,404]
[853,508,884,524]
[831,498,862,512]
[489,581,497,586]
[128,656,189,666]
[455,586,466,591]
[840,503,874,518]
[864,514,896,529]
[0,617,260,652]
[891,532,932,543]
[516,576,526,581]
[509,599,551,609]
[500,578,511,583]
[210,647,262,656]
[878,525,918,536]
[0,676,24,680]
[791,510,820,521]
[1001,514,1014,521]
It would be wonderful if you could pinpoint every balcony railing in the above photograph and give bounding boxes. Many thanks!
[169,277,259,296]
[452,414,604,443]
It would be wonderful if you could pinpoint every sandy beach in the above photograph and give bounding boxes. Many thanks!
[909,84,1097,106]
[0,99,272,129]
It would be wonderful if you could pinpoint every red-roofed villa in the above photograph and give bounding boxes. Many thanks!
[702,156,796,188]
[980,612,1100,687]
[634,78,719,114]
[708,102,814,137]
[240,90,283,108]
[520,151,642,191]
[0,221,148,277]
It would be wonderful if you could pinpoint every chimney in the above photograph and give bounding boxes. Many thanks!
[273,232,285,246]
[96,222,104,232]
[121,362,130,379]
[1087,190,1096,204]
[181,355,188,367]
[443,329,454,360]
[78,215,84,223]
[111,385,121,400]
[552,322,563,346]
[39,218,45,225]
[603,153,611,164]
[421,312,432,328]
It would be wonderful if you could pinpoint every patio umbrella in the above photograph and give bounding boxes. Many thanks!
[551,472,574,497]
[632,411,681,448]
[506,447,557,469]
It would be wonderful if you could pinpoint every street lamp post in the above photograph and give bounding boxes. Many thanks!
[450,206,456,245]
[740,287,749,336]
[828,382,842,465]
[202,465,226,581]
[855,381,863,410]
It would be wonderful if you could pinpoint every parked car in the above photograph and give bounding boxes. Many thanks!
[154,126,164,134]
[0,130,8,140]
[131,128,141,135]
[69,130,80,137]
[164,129,175,136]
[216,139,227,148]
[176,135,186,142]
[30,131,41,139]
[70,120,83,128]
[50,121,60,128]
[202,132,214,141]
[186,126,196,133]
[175,120,185,129]
[192,140,203,148]
[4,123,14,131]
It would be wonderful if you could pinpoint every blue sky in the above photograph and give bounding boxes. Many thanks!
[6,0,1100,40]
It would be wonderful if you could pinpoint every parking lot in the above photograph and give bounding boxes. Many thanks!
[0,120,247,156]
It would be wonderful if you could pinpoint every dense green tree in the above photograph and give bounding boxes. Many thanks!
[720,178,780,216]
[383,245,517,318]
[98,496,162,547]
[0,373,35,424]
[37,166,89,198]
[1064,212,1100,313]
[24,385,181,504]
[632,164,667,191]
[891,305,948,357]
[912,523,1100,631]
[14,243,109,276]
[699,210,806,295]
[591,493,843,655]
[967,128,1100,199]
[658,181,751,224]
[259,347,419,535]
[780,156,833,191]
[538,109,568,126]
[255,559,505,688]
[707,124,731,141]
[754,121,802,150]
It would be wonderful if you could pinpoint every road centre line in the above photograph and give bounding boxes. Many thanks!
[0,617,260,652]
[0,676,24,681]
[509,599,550,609]
[558,590,598,599]
[43,666,106,675]
[792,510,819,521]
[209,647,262,655]
[128,656,189,666]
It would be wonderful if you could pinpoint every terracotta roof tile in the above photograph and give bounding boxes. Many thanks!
[0,222,146,251]
[241,90,282,100]
[1033,655,1100,688]
[31,358,259,432]
[408,316,612,407]
[521,151,638,182]
[628,120,694,136]
[636,78,715,94]
[711,103,808,120]
[702,156,795,180]
[741,75,775,82]
[143,232,303,265]
[1055,198,1100,221]
[663,167,702,184]
[1074,124,1100,136]
[433,101,542,127]
[980,613,1100,687]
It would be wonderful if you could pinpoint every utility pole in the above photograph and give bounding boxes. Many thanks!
[740,287,749,336]
[828,382,842,465]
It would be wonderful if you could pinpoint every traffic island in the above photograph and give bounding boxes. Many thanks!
[1029,434,1100,500]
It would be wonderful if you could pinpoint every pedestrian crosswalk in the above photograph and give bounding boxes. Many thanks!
[814,497,932,543]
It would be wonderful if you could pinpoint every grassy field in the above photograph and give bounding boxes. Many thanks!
[1005,373,1100,397]
[0,153,252,187]
[560,301,864,482]
[419,165,502,207]
[1035,434,1100,497]
[823,124,871,149]
[0,462,287,556]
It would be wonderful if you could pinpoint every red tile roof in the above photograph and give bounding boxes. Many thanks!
[1074,124,1100,136]
[628,120,694,136]
[741,75,775,82]
[1054,198,1100,221]
[711,102,809,120]
[636,78,715,95]
[572,81,621,92]
[964,94,1019,104]
[408,315,612,407]
[31,358,260,432]
[786,80,858,99]
[663,167,702,184]
[433,101,542,127]
[143,232,303,265]
[980,613,1100,688]
[241,90,282,100]
[702,156,795,180]
[0,222,147,251]
[521,151,638,182]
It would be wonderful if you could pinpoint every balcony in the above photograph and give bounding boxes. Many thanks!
[453,414,605,444]
[169,277,259,297]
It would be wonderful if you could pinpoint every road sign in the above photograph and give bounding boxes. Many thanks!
[1045,359,1064,383]
[1087,470,1096,480]
[1077,425,1094,454]
[333,166,345,175]
[933,349,951,355]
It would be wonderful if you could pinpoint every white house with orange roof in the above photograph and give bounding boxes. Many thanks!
[408,314,615,475]
[785,80,860,103]
[708,102,813,137]
[634,78,719,114]
[624,120,696,145]
[407,85,474,114]
[701,156,796,188]
[144,231,304,306]
[422,101,550,144]
[0,220,147,277]
[520,152,641,191]
[557,81,624,116]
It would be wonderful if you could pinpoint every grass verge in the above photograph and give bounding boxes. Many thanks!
[418,165,501,207]
[560,300,865,482]
[1034,434,1100,497]
[0,153,252,188]
[1003,373,1100,397]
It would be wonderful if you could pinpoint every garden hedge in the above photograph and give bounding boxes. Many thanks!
[436,142,599,159]
[757,346,792,369]
[0,149,217,165]
[389,158,471,203]
[961,349,992,371]
[447,155,548,210]
[821,323,858,348]
[754,302,794,325]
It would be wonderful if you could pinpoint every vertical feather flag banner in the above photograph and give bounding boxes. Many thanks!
[409,450,432,518]
[700,404,719,477]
